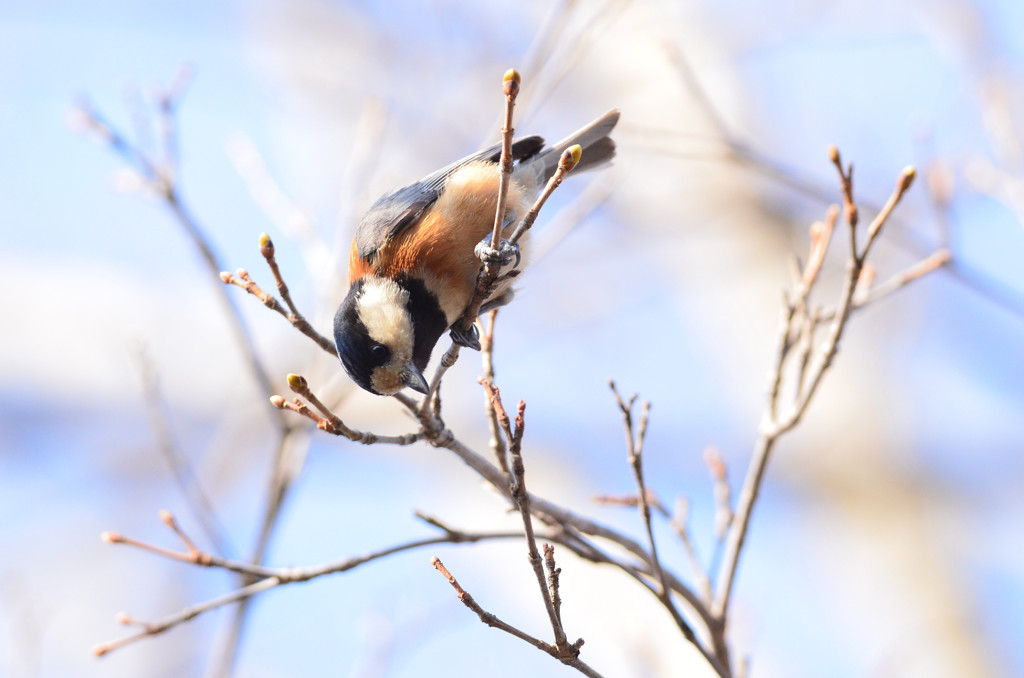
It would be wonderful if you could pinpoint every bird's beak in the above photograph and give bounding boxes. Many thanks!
[403,364,430,395]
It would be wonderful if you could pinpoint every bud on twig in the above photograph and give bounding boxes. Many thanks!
[158,509,175,528]
[503,69,521,98]
[259,232,274,258]
[560,144,582,172]
[898,165,917,195]
[286,373,308,393]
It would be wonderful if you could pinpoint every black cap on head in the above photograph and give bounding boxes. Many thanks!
[334,280,391,395]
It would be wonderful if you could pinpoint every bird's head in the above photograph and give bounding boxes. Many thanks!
[333,275,446,396]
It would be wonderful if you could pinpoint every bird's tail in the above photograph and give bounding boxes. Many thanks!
[520,109,620,187]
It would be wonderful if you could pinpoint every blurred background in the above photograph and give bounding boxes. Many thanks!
[2,0,1023,676]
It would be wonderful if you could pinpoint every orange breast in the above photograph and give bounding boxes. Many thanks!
[350,161,531,323]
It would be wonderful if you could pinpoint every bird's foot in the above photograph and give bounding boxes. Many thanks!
[474,237,521,268]
[449,324,481,351]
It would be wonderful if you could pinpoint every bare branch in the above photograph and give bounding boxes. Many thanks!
[258,233,335,353]
[712,151,935,644]
[97,509,590,663]
[94,577,279,658]
[431,557,598,677]
[488,69,521,252]
[509,145,582,245]
[272,374,421,446]
[220,241,335,356]
[609,382,699,645]
[480,310,509,474]
[481,381,569,648]
[669,496,713,603]
[135,348,231,556]
[74,88,282,427]
[704,447,733,542]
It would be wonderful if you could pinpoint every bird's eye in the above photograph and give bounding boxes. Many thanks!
[371,343,390,361]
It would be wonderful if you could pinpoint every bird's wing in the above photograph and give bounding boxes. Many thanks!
[353,136,545,260]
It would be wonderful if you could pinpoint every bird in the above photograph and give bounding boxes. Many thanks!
[333,109,619,396]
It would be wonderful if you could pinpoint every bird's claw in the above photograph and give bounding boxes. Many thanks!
[449,324,482,351]
[474,238,521,268]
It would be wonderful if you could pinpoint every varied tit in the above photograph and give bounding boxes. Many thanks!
[334,109,620,396]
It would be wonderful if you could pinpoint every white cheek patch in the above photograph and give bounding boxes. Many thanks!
[356,277,415,362]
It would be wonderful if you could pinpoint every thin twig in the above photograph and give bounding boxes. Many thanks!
[447,70,524,354]
[413,416,715,631]
[543,544,564,627]
[609,382,698,644]
[74,91,283,428]
[274,374,421,445]
[94,577,280,658]
[480,310,509,474]
[431,557,597,677]
[135,348,232,557]
[97,509,584,659]
[220,262,334,355]
[421,341,460,419]
[704,447,733,542]
[767,296,796,422]
[508,145,582,245]
[817,248,951,323]
[712,153,924,629]
[481,382,570,648]
[488,70,520,252]
[76,81,301,678]
[258,233,335,352]
[669,496,713,603]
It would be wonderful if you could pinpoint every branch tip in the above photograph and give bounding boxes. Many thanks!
[158,509,175,528]
[898,165,917,193]
[286,373,308,393]
[560,144,582,172]
[503,68,521,97]
[259,232,274,258]
[101,531,122,543]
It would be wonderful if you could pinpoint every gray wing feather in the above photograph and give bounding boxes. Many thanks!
[354,136,544,259]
